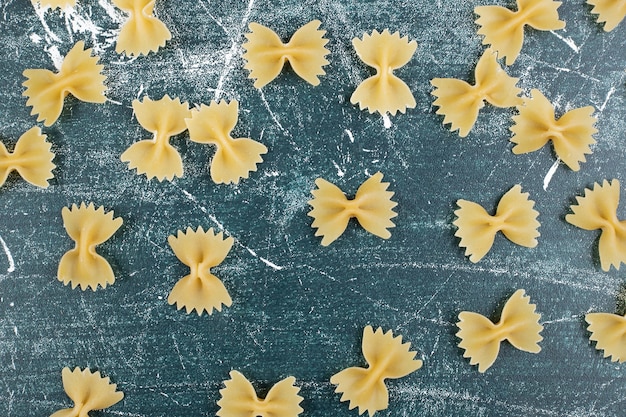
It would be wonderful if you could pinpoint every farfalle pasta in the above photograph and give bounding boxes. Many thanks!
[113,0,172,56]
[217,371,303,417]
[586,311,626,362]
[475,0,566,65]
[454,185,540,263]
[511,89,597,171]
[58,203,123,291]
[185,100,267,184]
[120,95,190,181]
[50,367,124,417]
[168,226,234,315]
[0,127,55,188]
[330,326,422,416]
[566,179,626,271]
[457,289,543,372]
[23,41,106,127]
[587,0,626,31]
[431,49,522,137]
[35,0,76,9]
[242,20,330,88]
[351,29,417,116]
[307,172,397,246]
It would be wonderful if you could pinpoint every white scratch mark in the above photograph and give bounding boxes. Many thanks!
[550,30,580,53]
[245,248,284,270]
[331,160,345,177]
[13,326,18,336]
[344,129,354,142]
[44,45,64,70]
[542,315,579,325]
[599,87,616,112]
[107,98,123,105]
[0,235,15,273]
[382,114,392,128]
[543,158,560,191]
[259,89,287,133]
[97,0,125,23]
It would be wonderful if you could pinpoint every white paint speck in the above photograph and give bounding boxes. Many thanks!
[382,114,392,128]
[543,158,560,191]
[9,302,14,307]
[0,235,15,273]
[13,326,18,336]
[29,33,42,44]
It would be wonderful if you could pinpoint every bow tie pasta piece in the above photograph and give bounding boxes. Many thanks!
[50,367,124,417]
[0,127,55,188]
[308,172,398,246]
[457,289,543,372]
[167,226,234,315]
[35,0,76,9]
[330,326,422,416]
[120,95,191,181]
[351,29,417,116]
[585,312,626,362]
[58,203,123,291]
[453,184,540,263]
[475,0,565,66]
[242,20,330,88]
[113,0,172,56]
[566,179,626,271]
[185,100,267,184]
[588,0,626,31]
[22,41,106,127]
[431,49,522,137]
[217,371,304,417]
[511,89,597,171]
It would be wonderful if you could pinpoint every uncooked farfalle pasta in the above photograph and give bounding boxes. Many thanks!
[0,126,55,188]
[330,326,423,416]
[22,40,106,127]
[242,20,330,88]
[585,311,626,362]
[566,179,626,271]
[185,100,267,184]
[587,0,626,31]
[307,172,397,246]
[453,185,540,263]
[431,49,522,137]
[57,203,123,291]
[511,89,597,171]
[167,226,234,315]
[457,289,543,372]
[113,0,172,56]
[217,371,304,417]
[35,0,76,9]
[475,0,566,66]
[120,95,191,181]
[351,29,417,116]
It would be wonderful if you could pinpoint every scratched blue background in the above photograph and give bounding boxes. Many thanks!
[0,0,625,416]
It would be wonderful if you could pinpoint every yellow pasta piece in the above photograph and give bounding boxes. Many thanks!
[475,0,566,66]
[22,41,106,127]
[217,370,304,417]
[167,226,234,315]
[457,289,543,373]
[120,95,190,181]
[566,179,626,271]
[307,172,397,246]
[0,127,55,188]
[113,0,172,56]
[58,203,123,291]
[431,49,522,137]
[453,185,540,263]
[586,312,626,362]
[50,367,124,417]
[35,0,76,9]
[185,100,267,184]
[242,20,330,88]
[587,0,626,31]
[511,89,597,171]
[351,29,417,116]
[330,326,422,416]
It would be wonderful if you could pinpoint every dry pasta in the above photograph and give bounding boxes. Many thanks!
[585,311,626,362]
[0,127,55,188]
[587,0,626,31]
[113,0,171,56]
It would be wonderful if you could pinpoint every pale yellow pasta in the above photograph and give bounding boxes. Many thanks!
[307,172,397,246]
[22,41,106,126]
[113,0,171,56]
[587,0,626,31]
[431,49,522,137]
[58,203,123,291]
[0,127,55,188]
[167,226,234,315]
[330,326,422,416]
[34,0,76,9]
[120,95,190,181]
[217,371,303,417]
[185,100,267,184]
[566,179,626,271]
[511,89,597,171]
[242,20,330,88]
[457,289,543,373]
[453,185,540,263]
[351,29,417,116]
[475,0,566,66]
[50,367,124,417]
[586,312,626,362]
